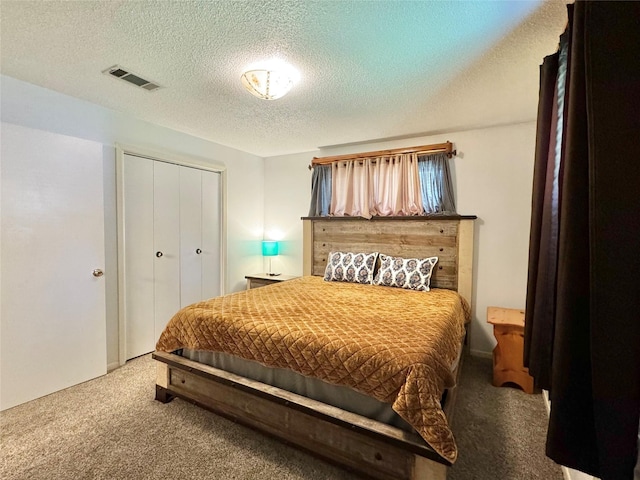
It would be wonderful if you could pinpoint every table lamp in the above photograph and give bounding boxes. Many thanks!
[262,240,280,276]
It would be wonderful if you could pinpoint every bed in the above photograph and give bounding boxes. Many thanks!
[153,215,475,479]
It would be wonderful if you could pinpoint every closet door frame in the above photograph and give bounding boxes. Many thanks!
[115,144,226,367]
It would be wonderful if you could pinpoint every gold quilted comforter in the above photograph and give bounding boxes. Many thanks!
[156,276,470,463]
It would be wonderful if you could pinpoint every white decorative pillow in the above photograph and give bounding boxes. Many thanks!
[323,251,378,284]
[373,254,438,291]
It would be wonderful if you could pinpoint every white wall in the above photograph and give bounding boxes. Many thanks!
[264,122,536,355]
[263,151,314,274]
[1,75,264,369]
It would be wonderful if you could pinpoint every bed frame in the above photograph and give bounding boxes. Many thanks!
[153,215,475,480]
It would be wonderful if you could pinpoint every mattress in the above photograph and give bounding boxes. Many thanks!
[156,275,470,463]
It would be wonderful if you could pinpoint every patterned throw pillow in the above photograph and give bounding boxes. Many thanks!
[323,251,378,284]
[373,254,438,291]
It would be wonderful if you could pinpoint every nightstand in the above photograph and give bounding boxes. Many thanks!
[487,306,535,394]
[245,273,298,290]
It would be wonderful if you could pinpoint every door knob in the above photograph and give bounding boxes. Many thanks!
[196,248,202,254]
[92,269,104,277]
[156,251,163,258]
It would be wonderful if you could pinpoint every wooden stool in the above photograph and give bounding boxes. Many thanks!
[487,306,535,394]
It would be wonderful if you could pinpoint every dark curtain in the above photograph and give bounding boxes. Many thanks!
[307,165,331,216]
[524,45,563,391]
[524,2,640,479]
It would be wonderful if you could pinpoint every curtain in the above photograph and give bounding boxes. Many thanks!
[524,35,567,392]
[308,151,456,218]
[524,2,640,479]
[307,165,331,216]
[330,159,372,218]
[418,152,457,214]
[401,154,424,215]
[331,154,423,217]
[370,154,423,216]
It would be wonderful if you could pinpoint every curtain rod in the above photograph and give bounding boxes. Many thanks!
[308,141,455,169]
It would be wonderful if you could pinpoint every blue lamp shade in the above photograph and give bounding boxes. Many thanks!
[262,240,279,257]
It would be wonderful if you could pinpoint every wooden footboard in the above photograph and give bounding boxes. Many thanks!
[153,351,448,480]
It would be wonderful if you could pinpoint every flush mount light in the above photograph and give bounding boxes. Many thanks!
[241,69,295,100]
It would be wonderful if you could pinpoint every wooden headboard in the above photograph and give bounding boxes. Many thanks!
[302,216,476,305]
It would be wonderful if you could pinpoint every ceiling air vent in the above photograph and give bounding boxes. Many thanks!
[102,65,163,92]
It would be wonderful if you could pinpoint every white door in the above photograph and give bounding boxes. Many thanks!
[201,169,222,300]
[122,155,222,361]
[0,123,107,411]
[123,155,181,360]
[153,161,181,341]
[123,154,155,359]
[180,166,203,307]
[180,167,222,305]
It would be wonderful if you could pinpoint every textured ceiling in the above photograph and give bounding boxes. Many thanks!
[0,0,568,157]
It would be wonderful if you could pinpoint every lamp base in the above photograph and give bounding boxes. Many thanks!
[266,255,279,277]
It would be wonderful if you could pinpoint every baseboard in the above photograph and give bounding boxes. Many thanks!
[543,389,550,414]
[107,361,120,372]
[562,466,598,480]
[469,349,493,359]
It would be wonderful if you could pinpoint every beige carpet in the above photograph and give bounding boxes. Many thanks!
[0,354,563,479]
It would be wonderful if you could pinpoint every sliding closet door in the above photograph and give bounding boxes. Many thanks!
[123,154,154,360]
[1,123,106,410]
[201,170,222,300]
[153,162,181,344]
[122,154,222,361]
[180,167,203,307]
[180,167,222,306]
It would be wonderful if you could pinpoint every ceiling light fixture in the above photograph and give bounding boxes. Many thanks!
[241,68,295,100]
